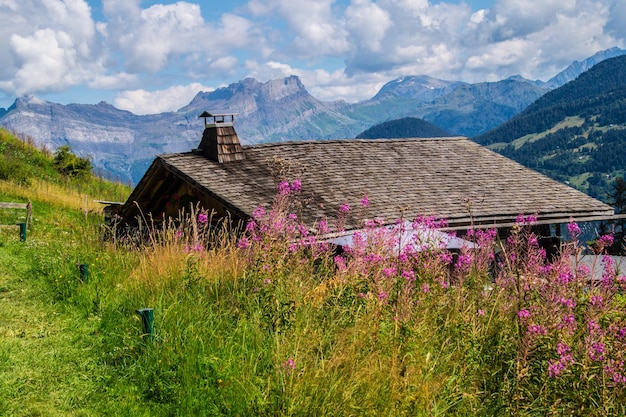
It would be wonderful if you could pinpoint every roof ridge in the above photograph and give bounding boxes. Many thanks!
[243,136,467,149]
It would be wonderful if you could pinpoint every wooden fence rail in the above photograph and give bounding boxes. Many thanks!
[0,200,33,228]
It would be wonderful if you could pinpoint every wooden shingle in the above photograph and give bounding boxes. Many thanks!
[121,137,616,233]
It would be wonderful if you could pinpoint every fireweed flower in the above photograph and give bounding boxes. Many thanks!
[402,269,416,282]
[556,341,571,356]
[589,342,606,361]
[598,234,614,248]
[382,267,397,278]
[517,309,531,319]
[282,357,296,372]
[421,283,431,294]
[361,195,370,208]
[278,180,291,195]
[291,179,302,192]
[590,295,604,307]
[339,203,350,213]
[197,212,208,224]
[557,271,574,285]
[588,320,603,335]
[548,344,573,378]
[252,206,266,220]
[567,220,581,238]
[548,360,565,377]
[601,256,616,286]
[527,324,547,335]
[334,255,347,272]
[559,297,576,309]
[604,360,626,384]
[558,314,577,334]
[455,253,471,269]
[237,236,250,249]
[317,219,329,235]
[246,220,257,233]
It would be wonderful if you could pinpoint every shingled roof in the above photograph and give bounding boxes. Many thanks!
[119,136,616,233]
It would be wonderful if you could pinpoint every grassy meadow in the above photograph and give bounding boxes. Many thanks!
[1,128,626,416]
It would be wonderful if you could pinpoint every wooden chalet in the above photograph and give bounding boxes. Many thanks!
[116,112,618,241]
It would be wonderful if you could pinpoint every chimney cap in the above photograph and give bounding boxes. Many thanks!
[199,111,239,127]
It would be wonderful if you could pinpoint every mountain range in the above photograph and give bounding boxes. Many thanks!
[474,54,626,201]
[1,47,625,185]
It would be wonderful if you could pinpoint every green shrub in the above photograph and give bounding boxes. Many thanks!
[53,145,92,178]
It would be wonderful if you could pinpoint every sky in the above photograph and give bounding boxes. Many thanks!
[0,0,625,115]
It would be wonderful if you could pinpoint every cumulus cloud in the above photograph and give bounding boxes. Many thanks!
[100,1,254,74]
[246,0,349,57]
[460,0,619,81]
[113,83,214,114]
[1,0,626,108]
[0,0,97,95]
[337,0,623,84]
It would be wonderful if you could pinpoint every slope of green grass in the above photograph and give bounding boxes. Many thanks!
[0,129,625,416]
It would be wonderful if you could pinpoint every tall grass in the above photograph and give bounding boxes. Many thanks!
[2,177,626,415]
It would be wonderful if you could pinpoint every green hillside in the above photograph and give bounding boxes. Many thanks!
[356,117,452,139]
[473,55,626,200]
[1,128,625,415]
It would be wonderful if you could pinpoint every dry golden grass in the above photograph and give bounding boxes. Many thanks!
[0,179,104,213]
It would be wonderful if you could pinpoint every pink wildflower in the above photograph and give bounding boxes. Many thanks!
[567,220,581,238]
[559,297,576,309]
[598,234,614,248]
[339,203,350,213]
[382,267,396,278]
[197,212,208,224]
[282,357,296,371]
[360,195,370,208]
[334,255,347,272]
[237,236,250,249]
[589,342,605,361]
[291,179,302,192]
[402,269,416,282]
[527,324,547,335]
[278,181,291,195]
[455,253,472,269]
[317,219,329,235]
[588,320,602,334]
[590,295,604,307]
[252,206,266,219]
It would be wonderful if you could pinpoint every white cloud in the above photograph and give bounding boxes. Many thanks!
[459,0,619,81]
[1,0,626,107]
[345,0,392,52]
[88,72,138,90]
[101,1,205,72]
[113,83,213,114]
[99,1,255,76]
[0,0,97,95]
[0,29,86,95]
[247,0,349,57]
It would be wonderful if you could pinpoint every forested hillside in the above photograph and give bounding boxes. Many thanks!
[473,55,626,201]
[356,117,451,139]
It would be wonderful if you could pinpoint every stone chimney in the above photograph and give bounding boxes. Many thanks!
[194,111,245,163]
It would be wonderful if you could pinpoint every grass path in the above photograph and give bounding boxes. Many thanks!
[0,234,109,417]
